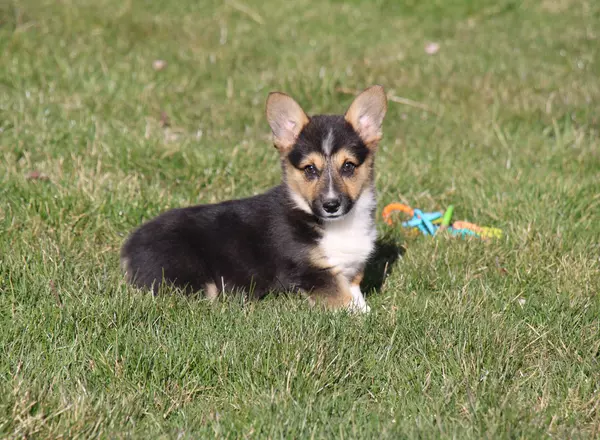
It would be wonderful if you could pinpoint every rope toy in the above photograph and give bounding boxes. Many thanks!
[382,203,502,239]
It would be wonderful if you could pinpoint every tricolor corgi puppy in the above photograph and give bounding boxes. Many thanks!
[121,85,388,312]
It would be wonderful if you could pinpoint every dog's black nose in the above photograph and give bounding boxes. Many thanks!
[322,199,341,213]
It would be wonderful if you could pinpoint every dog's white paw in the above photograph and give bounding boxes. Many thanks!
[348,299,370,313]
[348,285,370,313]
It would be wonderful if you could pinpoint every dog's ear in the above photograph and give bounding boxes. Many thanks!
[266,92,309,152]
[345,85,387,148]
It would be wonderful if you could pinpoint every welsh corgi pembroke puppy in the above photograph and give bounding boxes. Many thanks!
[121,85,387,312]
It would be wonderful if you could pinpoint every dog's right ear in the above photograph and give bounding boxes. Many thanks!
[345,85,387,149]
[266,92,309,152]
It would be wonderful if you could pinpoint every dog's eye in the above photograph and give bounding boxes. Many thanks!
[303,165,319,179]
[341,161,356,176]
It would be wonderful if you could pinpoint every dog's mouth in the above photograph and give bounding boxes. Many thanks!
[314,199,354,221]
[320,212,344,220]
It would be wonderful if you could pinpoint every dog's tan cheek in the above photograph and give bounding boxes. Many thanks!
[287,168,321,204]
[343,176,362,200]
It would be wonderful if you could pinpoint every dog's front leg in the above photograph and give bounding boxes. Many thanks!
[348,271,370,313]
[309,272,369,313]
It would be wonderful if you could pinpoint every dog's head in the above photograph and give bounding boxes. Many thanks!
[266,86,387,220]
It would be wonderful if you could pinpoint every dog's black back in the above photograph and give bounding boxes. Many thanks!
[121,185,330,297]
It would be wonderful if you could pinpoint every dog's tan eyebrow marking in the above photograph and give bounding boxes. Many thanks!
[298,153,325,170]
[332,150,359,168]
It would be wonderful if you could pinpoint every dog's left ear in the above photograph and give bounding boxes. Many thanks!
[345,85,388,148]
[266,92,309,152]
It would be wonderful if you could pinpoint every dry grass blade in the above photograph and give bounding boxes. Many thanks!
[336,87,438,114]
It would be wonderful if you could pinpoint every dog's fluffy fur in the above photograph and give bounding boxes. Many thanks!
[121,86,387,312]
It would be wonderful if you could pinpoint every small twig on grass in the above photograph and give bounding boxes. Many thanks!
[225,0,264,25]
[159,110,170,128]
[388,94,437,114]
[336,87,437,115]
[382,261,389,282]
[50,280,63,308]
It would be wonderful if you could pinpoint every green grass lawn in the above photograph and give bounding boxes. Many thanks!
[1,0,599,437]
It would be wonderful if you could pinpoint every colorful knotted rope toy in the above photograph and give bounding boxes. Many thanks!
[382,203,502,239]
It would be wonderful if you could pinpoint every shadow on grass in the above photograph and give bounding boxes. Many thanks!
[362,238,404,295]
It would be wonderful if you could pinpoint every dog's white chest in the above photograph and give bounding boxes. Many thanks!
[318,191,377,280]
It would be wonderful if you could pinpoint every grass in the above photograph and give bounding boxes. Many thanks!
[1,0,599,437]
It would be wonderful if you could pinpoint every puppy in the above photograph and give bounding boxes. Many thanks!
[121,85,387,312]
